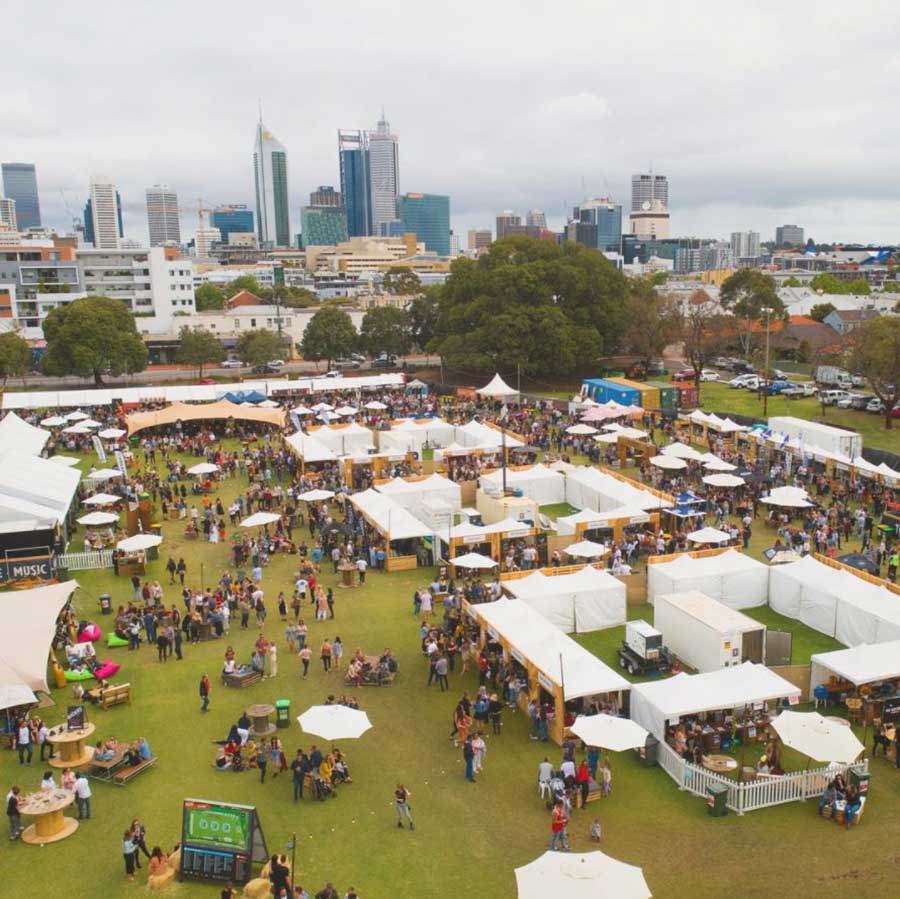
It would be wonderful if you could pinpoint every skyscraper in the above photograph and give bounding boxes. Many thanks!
[526,209,547,230]
[338,130,371,238]
[211,205,255,244]
[399,193,450,256]
[496,211,522,240]
[86,176,122,249]
[575,198,622,252]
[145,184,181,246]
[631,173,668,212]
[730,230,761,260]
[775,224,805,247]
[194,205,221,258]
[253,118,290,247]
[0,198,16,231]
[300,206,349,248]
[468,229,492,251]
[1,163,41,229]
[310,186,342,207]
[367,113,400,237]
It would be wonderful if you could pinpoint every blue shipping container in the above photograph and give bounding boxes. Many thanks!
[581,378,640,405]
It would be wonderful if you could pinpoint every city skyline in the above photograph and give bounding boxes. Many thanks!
[4,1,900,246]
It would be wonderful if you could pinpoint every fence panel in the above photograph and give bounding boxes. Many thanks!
[57,550,114,571]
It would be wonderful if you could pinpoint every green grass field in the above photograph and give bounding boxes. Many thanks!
[2,446,900,898]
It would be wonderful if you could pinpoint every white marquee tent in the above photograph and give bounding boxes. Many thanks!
[0,452,81,535]
[284,432,338,464]
[0,412,51,457]
[810,640,900,696]
[479,463,566,505]
[565,467,668,515]
[307,422,375,456]
[449,517,533,545]
[347,488,435,542]
[376,474,462,522]
[647,548,769,609]
[629,662,800,741]
[556,506,650,536]
[377,418,456,454]
[454,420,525,449]
[504,566,626,633]
[477,373,519,398]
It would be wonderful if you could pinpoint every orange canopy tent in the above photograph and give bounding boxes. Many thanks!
[125,400,286,436]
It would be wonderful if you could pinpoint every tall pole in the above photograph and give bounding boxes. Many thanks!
[763,307,771,419]
[517,363,521,395]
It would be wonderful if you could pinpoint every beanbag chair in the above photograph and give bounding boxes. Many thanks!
[148,865,175,891]
[94,661,121,680]
[64,668,94,682]
[107,633,129,648]
[78,624,101,643]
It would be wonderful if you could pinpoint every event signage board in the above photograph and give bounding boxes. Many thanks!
[66,705,86,730]
[91,435,107,463]
[537,671,555,693]
[0,556,54,583]
[114,450,127,474]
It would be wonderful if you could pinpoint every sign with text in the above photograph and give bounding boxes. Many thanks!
[91,435,107,463]
[0,556,54,583]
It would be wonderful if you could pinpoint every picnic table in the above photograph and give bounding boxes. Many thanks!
[79,745,127,782]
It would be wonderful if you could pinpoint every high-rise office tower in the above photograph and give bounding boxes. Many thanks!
[0,197,16,231]
[1,163,41,229]
[194,205,221,258]
[775,224,805,247]
[300,206,349,248]
[309,186,342,207]
[730,230,761,260]
[86,176,122,249]
[399,193,450,256]
[526,209,547,231]
[496,211,522,240]
[145,184,181,246]
[631,173,668,212]
[338,130,371,237]
[468,229,492,251]
[253,118,290,247]
[367,113,400,238]
[575,198,622,252]
[211,205,255,244]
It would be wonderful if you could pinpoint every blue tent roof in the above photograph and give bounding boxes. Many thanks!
[222,390,267,404]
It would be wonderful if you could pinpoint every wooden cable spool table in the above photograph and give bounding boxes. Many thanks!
[702,754,739,774]
[47,722,96,770]
[246,703,276,738]
[337,561,358,588]
[18,788,79,844]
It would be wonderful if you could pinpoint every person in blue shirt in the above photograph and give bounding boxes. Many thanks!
[137,737,152,760]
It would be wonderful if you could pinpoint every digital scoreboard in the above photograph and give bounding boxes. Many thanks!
[180,799,267,884]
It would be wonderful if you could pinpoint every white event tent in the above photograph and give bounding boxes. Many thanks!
[565,466,668,515]
[810,640,900,697]
[647,548,769,609]
[347,488,435,542]
[378,418,456,454]
[454,420,525,449]
[307,422,375,456]
[477,373,519,399]
[629,662,800,741]
[479,463,566,505]
[284,432,338,464]
[504,566,626,633]
[0,413,51,457]
[376,474,462,523]
[0,452,81,537]
[556,506,650,536]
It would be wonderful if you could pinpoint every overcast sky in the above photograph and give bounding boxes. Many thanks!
[5,1,900,246]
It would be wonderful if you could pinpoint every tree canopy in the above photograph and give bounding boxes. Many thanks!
[719,268,785,356]
[42,296,148,385]
[382,267,422,296]
[429,236,628,376]
[228,275,264,296]
[808,302,836,322]
[810,273,870,296]
[849,316,900,429]
[0,331,32,386]
[194,283,226,312]
[621,279,680,359]
[176,326,224,377]
[409,286,441,351]
[235,328,287,368]
[300,307,357,368]
[359,307,412,358]
[677,289,730,389]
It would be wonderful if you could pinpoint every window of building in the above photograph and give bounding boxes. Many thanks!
[250,318,256,328]
[234,319,240,328]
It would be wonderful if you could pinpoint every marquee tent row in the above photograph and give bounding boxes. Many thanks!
[377,418,456,454]
[686,410,747,434]
[454,420,525,449]
[503,565,626,633]
[565,466,670,515]
[1,373,407,410]
[555,506,650,536]
[647,549,769,609]
[376,473,462,524]
[306,421,375,455]
[346,489,435,542]
[479,463,566,505]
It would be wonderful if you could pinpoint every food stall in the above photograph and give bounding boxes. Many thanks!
[346,488,434,571]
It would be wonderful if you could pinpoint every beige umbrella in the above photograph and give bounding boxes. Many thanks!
[650,455,687,471]
[771,710,864,764]
[515,851,651,899]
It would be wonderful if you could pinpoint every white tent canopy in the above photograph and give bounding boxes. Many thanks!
[0,661,38,712]
[82,492,121,506]
[630,662,800,741]
[307,421,375,456]
[686,526,732,544]
[479,463,566,505]
[0,452,81,528]
[564,539,609,559]
[470,598,630,700]
[450,552,498,570]
[376,473,462,523]
[0,412,51,457]
[660,441,704,461]
[0,581,78,693]
[504,566,626,633]
[556,506,650,536]
[648,549,769,609]
[285,431,337,463]
[477,373,519,398]
[448,517,533,544]
[348,488,434,542]
[565,467,668,515]
[760,485,813,508]
[378,418,456,454]
[810,640,900,697]
[454,420,524,449]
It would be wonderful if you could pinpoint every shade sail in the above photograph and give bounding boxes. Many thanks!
[0,412,51,457]
[477,373,519,398]
[570,714,649,752]
[125,399,286,435]
[771,710,864,764]
[0,662,38,712]
[515,851,651,899]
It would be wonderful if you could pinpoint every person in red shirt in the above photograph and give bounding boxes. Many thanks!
[575,759,591,808]
[550,801,569,851]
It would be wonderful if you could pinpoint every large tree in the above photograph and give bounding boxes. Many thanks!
[300,307,357,369]
[176,326,224,378]
[808,302,836,322]
[678,289,730,390]
[719,268,785,357]
[359,307,413,358]
[0,331,32,387]
[275,286,318,308]
[382,266,422,296]
[810,273,870,296]
[194,283,226,312]
[42,296,148,385]
[409,286,441,351]
[621,280,681,359]
[228,275,264,296]
[848,316,900,429]
[235,328,287,368]
[429,235,626,376]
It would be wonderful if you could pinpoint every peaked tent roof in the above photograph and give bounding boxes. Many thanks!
[477,373,519,398]
[284,431,337,463]
[0,412,51,457]
[126,400,286,435]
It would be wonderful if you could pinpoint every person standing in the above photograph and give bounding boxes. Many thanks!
[199,674,211,712]
[356,557,367,585]
[326,588,335,619]
[130,818,151,868]
[6,786,22,840]
[291,750,309,800]
[15,718,32,765]
[74,773,92,819]
[435,654,449,692]
[177,558,187,586]
[394,783,414,830]
[166,557,177,584]
[122,828,137,880]
[463,736,476,782]
[472,732,486,774]
[332,637,343,671]
[173,624,183,661]
[550,801,569,851]
[320,638,332,673]
[268,643,278,678]
[258,739,268,783]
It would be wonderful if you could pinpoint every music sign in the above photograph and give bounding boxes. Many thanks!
[0,556,54,584]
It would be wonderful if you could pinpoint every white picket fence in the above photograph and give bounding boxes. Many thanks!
[658,739,868,814]
[57,550,114,571]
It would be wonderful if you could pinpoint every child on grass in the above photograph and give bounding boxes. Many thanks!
[590,818,601,842]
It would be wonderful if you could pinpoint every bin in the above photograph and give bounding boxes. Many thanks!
[849,769,869,796]
[707,783,729,817]
[638,735,659,767]
[275,699,291,728]
[99,593,112,614]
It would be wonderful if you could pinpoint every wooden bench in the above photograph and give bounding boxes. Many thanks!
[101,683,132,709]
[222,669,262,689]
[345,656,396,687]
[113,755,157,785]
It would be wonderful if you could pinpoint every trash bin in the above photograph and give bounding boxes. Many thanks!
[99,593,112,614]
[849,769,869,796]
[707,783,729,817]
[638,735,659,767]
[275,699,291,728]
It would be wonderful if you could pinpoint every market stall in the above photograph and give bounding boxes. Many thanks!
[454,419,524,450]
[564,466,670,517]
[377,417,456,454]
[305,421,375,456]
[284,431,338,473]
[376,473,462,525]
[479,463,566,506]
[444,517,536,567]
[346,488,434,571]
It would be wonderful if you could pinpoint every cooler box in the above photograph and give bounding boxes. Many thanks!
[707,783,728,817]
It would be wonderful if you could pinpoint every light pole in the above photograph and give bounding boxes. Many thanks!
[762,306,773,418]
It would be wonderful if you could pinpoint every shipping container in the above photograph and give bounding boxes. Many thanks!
[676,385,699,409]
[580,378,641,406]
[608,377,659,410]
[646,382,678,412]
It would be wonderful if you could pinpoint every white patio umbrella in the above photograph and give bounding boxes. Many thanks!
[258,399,279,408]
[63,424,92,435]
[566,423,598,436]
[292,404,314,416]
[79,419,102,428]
[660,441,703,461]
[335,405,358,416]
[48,455,80,467]
[650,455,687,471]
[86,468,124,481]
[702,473,746,488]
[40,415,67,427]
[570,714,649,752]
[515,851,652,899]
[686,526,732,544]
[703,458,738,472]
[66,411,89,421]
[240,511,281,528]
[564,540,608,559]
[117,533,163,552]
[770,710,864,764]
[450,552,498,569]
[82,492,121,505]
[98,427,126,439]
[298,488,335,502]
[760,486,813,508]
[77,511,119,526]
[364,400,388,411]
[187,462,220,475]
[297,705,372,741]
[311,402,334,412]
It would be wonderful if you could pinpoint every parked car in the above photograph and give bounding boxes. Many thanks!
[324,369,340,378]
[849,394,875,411]
[867,397,885,414]
[820,389,851,406]
[221,358,243,369]
[699,369,719,382]
[714,356,732,369]
[350,352,367,363]
[728,374,758,389]
[767,380,798,395]
[732,361,756,374]
[266,359,285,371]
[672,368,696,382]
[781,383,817,398]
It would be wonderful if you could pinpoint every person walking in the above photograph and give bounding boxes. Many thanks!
[258,739,268,783]
[166,557,177,584]
[394,784,414,830]
[177,558,187,586]
[300,645,312,677]
[332,637,343,671]
[15,718,32,765]
[356,557,367,585]
[6,786,22,840]
[74,773,92,819]
[122,828,137,880]
[199,674,211,712]
[435,654,449,692]
[320,639,332,673]
[550,801,569,851]
[463,736,476,782]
